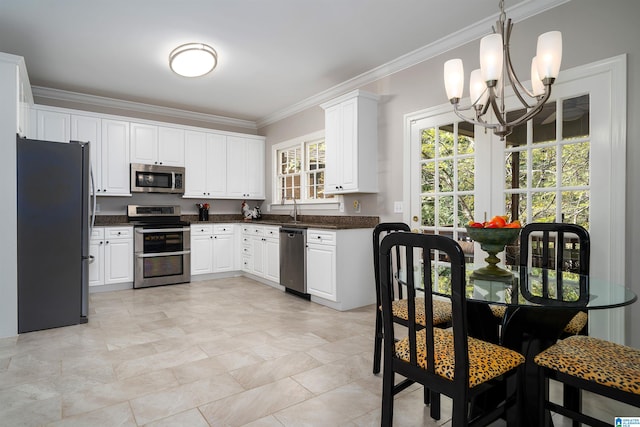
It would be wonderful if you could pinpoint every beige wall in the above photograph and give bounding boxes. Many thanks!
[259,0,640,347]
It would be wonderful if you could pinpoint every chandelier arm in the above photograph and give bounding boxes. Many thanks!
[453,104,498,130]
[504,86,553,128]
[503,19,538,108]
[488,93,508,126]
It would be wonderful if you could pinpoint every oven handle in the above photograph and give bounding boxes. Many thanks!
[136,250,191,258]
[135,227,191,234]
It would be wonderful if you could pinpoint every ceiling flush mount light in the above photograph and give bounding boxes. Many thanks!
[169,43,218,77]
[444,0,562,140]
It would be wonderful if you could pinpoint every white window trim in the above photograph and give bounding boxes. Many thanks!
[270,130,340,211]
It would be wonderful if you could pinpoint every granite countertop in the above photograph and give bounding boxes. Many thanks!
[94,214,379,230]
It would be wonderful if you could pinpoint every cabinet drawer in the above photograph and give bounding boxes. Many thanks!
[263,226,279,239]
[91,227,104,240]
[191,224,213,235]
[105,227,132,239]
[308,230,336,245]
[247,226,264,237]
[214,224,234,235]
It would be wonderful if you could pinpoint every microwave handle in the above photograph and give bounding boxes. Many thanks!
[172,171,176,191]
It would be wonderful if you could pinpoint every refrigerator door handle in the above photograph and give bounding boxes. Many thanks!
[90,167,96,230]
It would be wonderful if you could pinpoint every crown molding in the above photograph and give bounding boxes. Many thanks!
[256,0,569,128]
[31,86,258,131]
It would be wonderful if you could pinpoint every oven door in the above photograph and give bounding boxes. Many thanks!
[134,226,191,288]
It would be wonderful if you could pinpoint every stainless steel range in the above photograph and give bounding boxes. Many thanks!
[128,205,191,288]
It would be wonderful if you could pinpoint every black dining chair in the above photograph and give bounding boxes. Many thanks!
[535,335,640,426]
[379,232,524,426]
[520,222,590,336]
[491,222,590,336]
[372,223,452,375]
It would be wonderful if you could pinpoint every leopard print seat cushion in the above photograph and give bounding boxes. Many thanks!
[391,298,452,326]
[563,311,588,334]
[394,328,524,388]
[489,305,587,335]
[534,335,640,395]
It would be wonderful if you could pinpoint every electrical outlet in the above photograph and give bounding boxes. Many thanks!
[394,201,403,213]
[353,200,361,213]
[339,202,344,213]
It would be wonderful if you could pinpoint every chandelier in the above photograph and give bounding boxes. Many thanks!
[443,0,562,140]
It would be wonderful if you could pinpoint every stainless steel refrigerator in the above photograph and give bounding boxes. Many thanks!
[17,136,92,333]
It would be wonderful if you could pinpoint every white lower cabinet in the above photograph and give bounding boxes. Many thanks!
[241,225,279,282]
[191,224,236,275]
[213,224,235,272]
[89,228,105,287]
[306,228,375,311]
[191,225,214,275]
[89,226,133,288]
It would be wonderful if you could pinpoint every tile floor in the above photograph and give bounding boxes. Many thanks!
[1,276,637,426]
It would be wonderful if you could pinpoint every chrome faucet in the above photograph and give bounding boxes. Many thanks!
[282,195,299,222]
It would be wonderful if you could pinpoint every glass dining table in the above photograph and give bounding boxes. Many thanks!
[400,263,638,426]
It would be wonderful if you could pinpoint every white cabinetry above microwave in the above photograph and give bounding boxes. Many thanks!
[320,90,379,194]
[130,122,185,167]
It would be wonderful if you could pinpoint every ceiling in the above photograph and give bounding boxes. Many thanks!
[0,0,566,129]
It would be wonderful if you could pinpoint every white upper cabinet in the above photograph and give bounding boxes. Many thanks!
[130,122,157,164]
[321,90,379,194]
[226,136,265,199]
[184,131,227,198]
[31,104,262,200]
[37,109,70,143]
[71,114,102,193]
[158,127,185,166]
[130,123,185,166]
[101,119,130,196]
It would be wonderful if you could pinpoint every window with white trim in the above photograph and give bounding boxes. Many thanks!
[274,133,334,204]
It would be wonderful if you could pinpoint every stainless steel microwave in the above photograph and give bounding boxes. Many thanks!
[130,163,185,194]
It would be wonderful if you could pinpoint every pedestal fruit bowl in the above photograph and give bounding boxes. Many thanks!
[465,225,521,280]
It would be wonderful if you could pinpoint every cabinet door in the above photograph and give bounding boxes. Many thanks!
[101,119,130,196]
[307,243,337,301]
[184,130,208,197]
[130,122,158,165]
[251,237,265,276]
[264,237,280,283]
[191,234,213,275]
[245,138,265,199]
[88,240,104,287]
[226,136,248,198]
[213,233,234,272]
[207,133,227,197]
[37,109,70,143]
[339,98,358,191]
[71,114,102,194]
[324,105,341,192]
[104,239,133,284]
[158,127,185,166]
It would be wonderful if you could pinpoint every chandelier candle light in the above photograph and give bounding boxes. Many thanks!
[444,0,562,140]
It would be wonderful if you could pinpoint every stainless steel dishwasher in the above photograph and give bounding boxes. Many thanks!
[280,227,308,297]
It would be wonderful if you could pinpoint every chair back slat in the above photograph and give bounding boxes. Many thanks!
[519,223,590,306]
